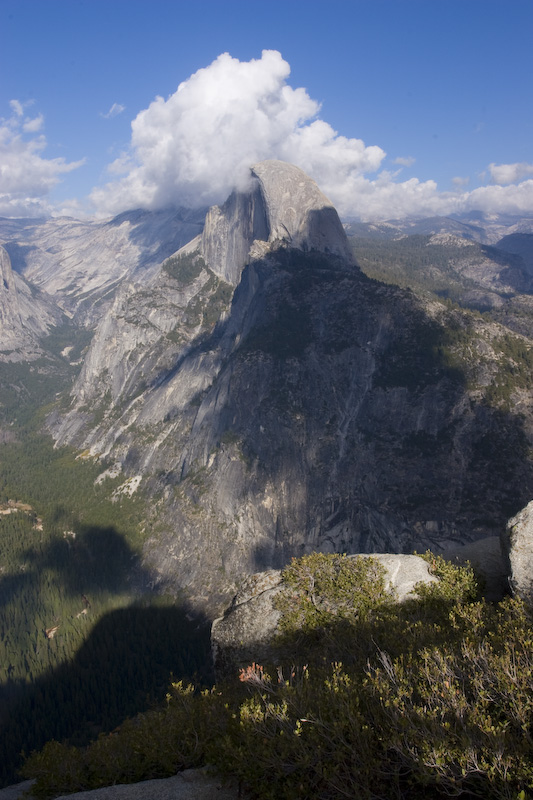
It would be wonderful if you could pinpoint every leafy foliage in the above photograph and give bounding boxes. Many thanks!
[415,551,481,604]
[21,681,221,797]
[274,553,391,656]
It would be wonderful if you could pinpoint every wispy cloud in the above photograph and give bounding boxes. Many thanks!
[23,113,44,133]
[100,102,126,119]
[9,99,25,117]
[393,156,415,167]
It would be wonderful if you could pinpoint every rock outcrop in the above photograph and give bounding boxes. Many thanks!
[249,160,352,260]
[195,159,352,286]
[0,769,243,800]
[502,500,533,599]
[211,555,438,678]
[211,570,285,679]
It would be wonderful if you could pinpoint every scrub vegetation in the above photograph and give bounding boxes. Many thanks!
[22,554,533,800]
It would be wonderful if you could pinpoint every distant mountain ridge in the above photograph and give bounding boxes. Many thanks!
[0,245,65,360]
[344,212,533,245]
[0,207,206,326]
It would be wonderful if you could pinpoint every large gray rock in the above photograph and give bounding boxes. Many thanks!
[211,570,285,679]
[250,160,352,261]
[503,501,533,599]
[366,553,438,599]
[211,555,437,678]
[199,160,352,286]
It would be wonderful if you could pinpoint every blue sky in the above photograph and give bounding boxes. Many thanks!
[1,0,532,220]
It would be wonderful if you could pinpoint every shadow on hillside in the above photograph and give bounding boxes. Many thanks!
[0,521,139,610]
[0,599,212,787]
[192,257,533,566]
[0,523,213,787]
[145,249,533,578]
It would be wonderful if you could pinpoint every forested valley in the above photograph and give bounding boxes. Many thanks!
[0,353,212,786]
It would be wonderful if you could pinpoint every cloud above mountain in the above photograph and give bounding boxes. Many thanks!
[2,51,532,221]
[489,162,533,185]
[90,50,533,221]
[90,50,386,215]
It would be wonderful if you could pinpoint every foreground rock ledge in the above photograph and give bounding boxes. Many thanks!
[0,769,244,800]
[211,554,438,679]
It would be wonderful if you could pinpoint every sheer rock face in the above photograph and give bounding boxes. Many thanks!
[250,160,352,261]
[0,246,19,333]
[199,180,269,285]
[199,160,352,286]
[0,245,63,360]
[503,501,533,599]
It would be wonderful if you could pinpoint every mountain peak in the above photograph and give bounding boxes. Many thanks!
[199,160,352,285]
[251,160,351,259]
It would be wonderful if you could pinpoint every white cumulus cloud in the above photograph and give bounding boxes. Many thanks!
[81,52,532,222]
[463,180,533,216]
[0,102,84,217]
[90,50,387,215]
[489,162,533,185]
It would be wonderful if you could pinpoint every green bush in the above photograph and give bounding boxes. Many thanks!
[21,682,228,798]
[416,550,481,604]
[277,553,390,628]
[213,595,533,799]
[367,596,533,799]
[273,553,392,663]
